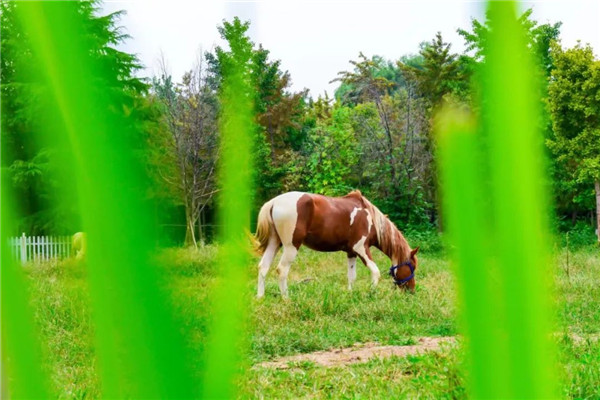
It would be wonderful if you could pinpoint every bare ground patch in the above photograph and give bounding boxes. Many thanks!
[255,336,456,369]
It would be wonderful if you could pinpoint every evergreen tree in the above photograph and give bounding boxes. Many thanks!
[1,0,148,234]
[398,32,462,108]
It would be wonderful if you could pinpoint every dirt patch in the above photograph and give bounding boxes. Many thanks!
[561,332,600,344]
[255,336,456,369]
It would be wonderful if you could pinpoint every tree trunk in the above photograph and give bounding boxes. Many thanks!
[375,98,396,185]
[197,209,205,245]
[595,180,600,244]
[184,207,197,247]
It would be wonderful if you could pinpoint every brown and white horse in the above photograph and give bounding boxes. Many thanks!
[254,190,419,298]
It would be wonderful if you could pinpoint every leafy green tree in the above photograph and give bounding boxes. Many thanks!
[208,18,308,205]
[331,52,435,225]
[547,42,600,241]
[304,106,358,195]
[332,53,395,105]
[396,33,468,227]
[333,53,398,184]
[252,45,307,155]
[334,54,402,105]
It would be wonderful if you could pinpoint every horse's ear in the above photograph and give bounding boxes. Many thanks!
[411,247,420,257]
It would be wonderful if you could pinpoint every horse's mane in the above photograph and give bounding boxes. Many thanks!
[360,194,411,263]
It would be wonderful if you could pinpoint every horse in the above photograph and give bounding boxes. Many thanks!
[254,190,419,298]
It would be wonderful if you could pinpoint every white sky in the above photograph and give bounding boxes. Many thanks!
[101,0,600,98]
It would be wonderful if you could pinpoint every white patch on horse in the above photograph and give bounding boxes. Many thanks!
[352,235,380,285]
[350,207,362,225]
[365,209,373,233]
[352,235,367,254]
[268,191,306,298]
[271,191,306,244]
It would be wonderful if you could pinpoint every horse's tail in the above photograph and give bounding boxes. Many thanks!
[254,198,275,255]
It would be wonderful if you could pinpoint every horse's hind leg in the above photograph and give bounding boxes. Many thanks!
[270,192,310,298]
[257,234,281,298]
[276,244,298,299]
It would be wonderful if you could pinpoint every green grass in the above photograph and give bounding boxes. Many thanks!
[23,244,600,399]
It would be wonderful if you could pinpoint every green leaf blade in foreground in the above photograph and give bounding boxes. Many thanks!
[201,16,255,400]
[1,197,50,400]
[436,107,509,397]
[437,1,557,398]
[483,2,556,398]
[14,3,197,398]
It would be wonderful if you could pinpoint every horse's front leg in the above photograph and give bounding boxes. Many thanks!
[347,256,357,290]
[352,237,380,286]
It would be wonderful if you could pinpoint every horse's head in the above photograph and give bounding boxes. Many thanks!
[389,247,419,292]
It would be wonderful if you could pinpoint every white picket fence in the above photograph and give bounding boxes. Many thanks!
[9,233,72,264]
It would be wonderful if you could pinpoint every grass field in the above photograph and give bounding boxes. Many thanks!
[23,238,600,399]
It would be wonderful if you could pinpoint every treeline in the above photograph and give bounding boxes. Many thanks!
[2,2,599,245]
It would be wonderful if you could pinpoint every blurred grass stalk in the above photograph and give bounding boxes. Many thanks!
[201,23,254,399]
[436,1,556,398]
[1,196,50,399]
[9,3,196,398]
[4,2,253,398]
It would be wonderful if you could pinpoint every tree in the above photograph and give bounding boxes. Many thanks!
[208,18,308,205]
[330,53,434,225]
[396,33,468,227]
[458,8,561,69]
[334,55,402,105]
[547,42,600,242]
[252,45,307,156]
[151,55,219,247]
[457,7,561,114]
[398,32,462,108]
[332,53,397,184]
[1,0,148,234]
[303,106,358,195]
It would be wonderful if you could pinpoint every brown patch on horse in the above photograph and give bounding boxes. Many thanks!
[292,194,313,249]
[293,192,374,254]
[343,189,364,201]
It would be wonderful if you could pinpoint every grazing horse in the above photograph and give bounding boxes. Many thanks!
[254,190,419,298]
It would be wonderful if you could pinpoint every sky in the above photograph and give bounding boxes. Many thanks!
[101,1,600,98]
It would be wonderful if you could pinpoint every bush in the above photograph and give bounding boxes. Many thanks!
[403,228,445,255]
[558,222,598,250]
